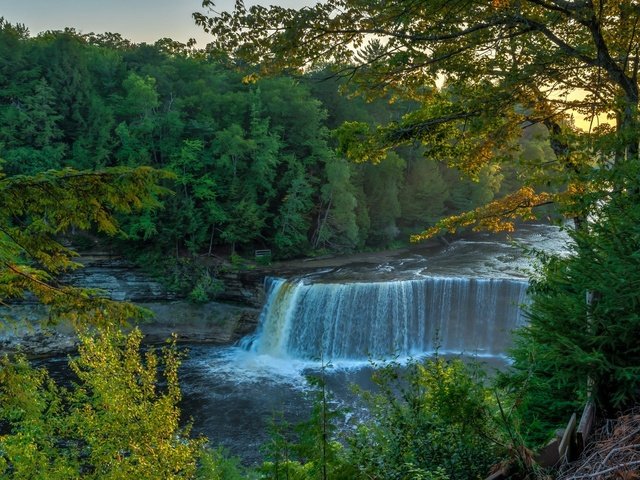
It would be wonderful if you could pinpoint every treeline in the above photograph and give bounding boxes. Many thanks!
[0,20,553,262]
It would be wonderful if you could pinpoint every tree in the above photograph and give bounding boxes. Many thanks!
[0,166,168,326]
[273,157,314,257]
[361,151,405,246]
[0,163,214,477]
[195,0,639,234]
[259,372,355,480]
[398,151,449,233]
[313,155,359,251]
[0,78,66,175]
[501,165,640,441]
[0,328,205,479]
[114,73,163,166]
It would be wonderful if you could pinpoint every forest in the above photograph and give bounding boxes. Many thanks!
[0,20,549,266]
[2,0,640,478]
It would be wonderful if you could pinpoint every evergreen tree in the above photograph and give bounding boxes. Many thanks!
[399,153,449,233]
[0,78,66,174]
[273,157,314,257]
[313,156,359,251]
[503,166,640,442]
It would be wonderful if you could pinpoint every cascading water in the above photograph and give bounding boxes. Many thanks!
[246,275,529,360]
[34,224,568,464]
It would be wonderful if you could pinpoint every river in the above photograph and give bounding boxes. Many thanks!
[176,223,570,463]
[37,223,570,465]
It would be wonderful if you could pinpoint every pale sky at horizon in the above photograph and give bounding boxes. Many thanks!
[2,0,312,46]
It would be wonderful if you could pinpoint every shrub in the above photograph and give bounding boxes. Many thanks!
[0,327,205,479]
[347,357,504,480]
[503,186,640,444]
[189,271,224,303]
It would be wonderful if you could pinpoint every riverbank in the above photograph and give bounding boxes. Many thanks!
[0,301,260,357]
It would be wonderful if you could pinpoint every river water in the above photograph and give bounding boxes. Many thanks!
[175,223,570,463]
[37,223,570,465]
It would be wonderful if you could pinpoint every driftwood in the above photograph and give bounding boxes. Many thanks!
[559,408,640,480]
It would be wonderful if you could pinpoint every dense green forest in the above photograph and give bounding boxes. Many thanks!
[0,19,551,268]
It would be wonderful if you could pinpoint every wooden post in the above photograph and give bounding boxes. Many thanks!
[576,400,596,455]
[559,413,577,462]
[586,290,598,399]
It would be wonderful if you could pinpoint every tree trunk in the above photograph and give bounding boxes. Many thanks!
[208,224,215,256]
[618,90,639,165]
[543,118,588,231]
[312,194,333,249]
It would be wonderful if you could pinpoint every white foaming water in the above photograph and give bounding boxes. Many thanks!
[184,345,312,387]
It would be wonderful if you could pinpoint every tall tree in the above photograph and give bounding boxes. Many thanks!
[313,155,359,251]
[195,0,640,234]
[362,151,405,246]
[0,78,66,174]
[399,153,449,233]
[273,156,314,257]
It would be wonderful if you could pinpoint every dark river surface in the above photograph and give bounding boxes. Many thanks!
[37,223,571,465]
[178,345,510,465]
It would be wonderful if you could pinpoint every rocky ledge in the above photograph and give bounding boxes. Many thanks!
[0,301,260,357]
[1,250,265,357]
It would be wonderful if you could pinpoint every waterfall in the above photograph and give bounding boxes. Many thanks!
[246,276,528,360]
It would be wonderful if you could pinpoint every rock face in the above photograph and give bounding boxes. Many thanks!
[61,251,175,302]
[0,304,77,356]
[1,251,265,356]
[215,270,267,308]
[139,301,260,345]
[0,301,261,356]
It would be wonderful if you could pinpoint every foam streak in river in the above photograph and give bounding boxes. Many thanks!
[246,276,528,360]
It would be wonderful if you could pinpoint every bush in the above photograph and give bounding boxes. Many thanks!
[196,448,248,480]
[347,357,504,480]
[0,327,205,479]
[189,271,224,303]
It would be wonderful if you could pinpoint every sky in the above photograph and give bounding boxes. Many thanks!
[2,0,310,46]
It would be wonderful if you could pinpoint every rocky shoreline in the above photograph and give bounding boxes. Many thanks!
[0,250,266,357]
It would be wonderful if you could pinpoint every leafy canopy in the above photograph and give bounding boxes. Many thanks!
[195,0,640,236]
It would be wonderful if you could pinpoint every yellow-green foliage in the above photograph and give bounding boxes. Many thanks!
[0,328,205,479]
[0,166,170,327]
[347,357,504,480]
[0,164,211,478]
